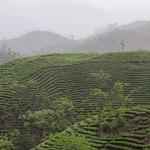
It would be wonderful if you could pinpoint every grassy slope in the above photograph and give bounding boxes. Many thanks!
[1,51,150,135]
[32,105,150,150]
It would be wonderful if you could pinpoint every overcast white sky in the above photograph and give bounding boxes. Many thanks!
[14,0,150,10]
[77,0,150,10]
[1,0,150,40]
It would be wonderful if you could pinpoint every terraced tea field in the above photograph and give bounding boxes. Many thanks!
[1,51,150,149]
[32,105,150,150]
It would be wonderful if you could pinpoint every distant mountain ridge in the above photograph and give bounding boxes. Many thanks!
[1,20,150,58]
[77,20,150,52]
[78,30,150,52]
[0,31,76,56]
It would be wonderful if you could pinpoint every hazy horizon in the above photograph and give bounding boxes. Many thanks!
[1,0,150,40]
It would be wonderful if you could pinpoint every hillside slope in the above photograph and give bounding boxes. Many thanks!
[0,51,150,121]
[77,30,150,52]
[0,31,76,56]
[32,105,150,150]
[125,21,150,36]
[1,51,150,149]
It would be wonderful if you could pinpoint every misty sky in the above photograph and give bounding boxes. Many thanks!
[74,0,150,10]
[1,0,150,40]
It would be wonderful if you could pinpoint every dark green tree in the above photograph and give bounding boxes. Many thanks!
[18,97,75,142]
[89,70,134,135]
[0,136,15,150]
[89,70,111,135]
[90,88,109,136]
[90,70,111,90]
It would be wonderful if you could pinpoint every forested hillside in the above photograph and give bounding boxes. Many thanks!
[1,51,150,149]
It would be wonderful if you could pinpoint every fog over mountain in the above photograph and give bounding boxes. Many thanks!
[1,20,150,59]
[1,0,150,40]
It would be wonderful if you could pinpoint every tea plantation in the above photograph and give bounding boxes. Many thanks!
[32,105,150,150]
[1,51,150,149]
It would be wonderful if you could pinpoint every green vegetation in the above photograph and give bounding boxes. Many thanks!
[0,51,150,149]
[31,134,96,150]
[33,105,150,150]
